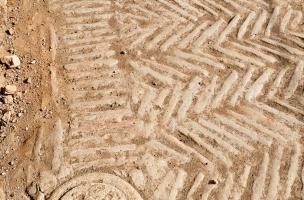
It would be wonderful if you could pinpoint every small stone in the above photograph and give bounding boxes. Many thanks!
[4,85,17,95]
[25,77,32,84]
[11,56,20,67]
[8,161,14,166]
[17,113,22,117]
[6,28,14,35]
[2,55,20,68]
[3,95,13,104]
[2,111,11,122]
[30,60,36,64]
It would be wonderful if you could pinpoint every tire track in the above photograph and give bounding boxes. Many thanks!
[40,0,304,199]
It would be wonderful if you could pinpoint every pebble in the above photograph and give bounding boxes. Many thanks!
[25,77,32,84]
[6,28,14,35]
[4,85,17,95]
[3,95,13,104]
[2,55,20,68]
[2,111,11,122]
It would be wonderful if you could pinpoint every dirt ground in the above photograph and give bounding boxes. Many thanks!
[0,0,304,200]
[0,0,61,199]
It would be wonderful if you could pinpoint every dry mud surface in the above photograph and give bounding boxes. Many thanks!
[2,0,304,199]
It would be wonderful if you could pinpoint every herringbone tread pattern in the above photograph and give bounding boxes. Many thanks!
[44,0,304,199]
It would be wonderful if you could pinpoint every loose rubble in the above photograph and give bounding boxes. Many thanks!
[0,54,22,137]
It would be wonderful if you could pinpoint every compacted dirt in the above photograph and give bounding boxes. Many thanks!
[1,0,304,199]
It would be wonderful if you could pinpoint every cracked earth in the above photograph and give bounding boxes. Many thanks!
[1,0,304,199]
